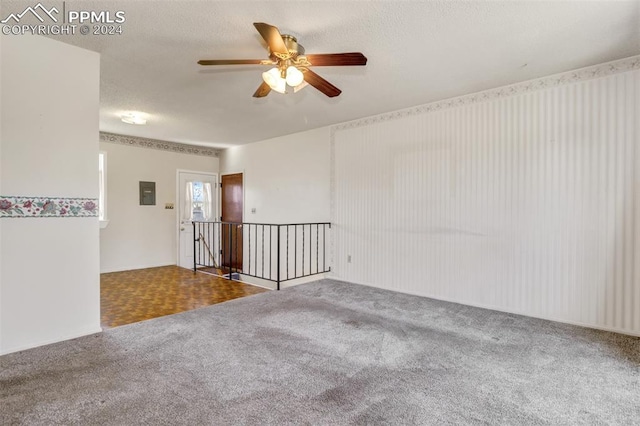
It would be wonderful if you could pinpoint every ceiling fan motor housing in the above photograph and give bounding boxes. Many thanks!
[269,34,305,60]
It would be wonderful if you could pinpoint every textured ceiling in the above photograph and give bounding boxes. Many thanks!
[3,0,639,148]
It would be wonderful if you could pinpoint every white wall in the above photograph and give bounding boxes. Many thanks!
[99,141,218,273]
[1,35,100,354]
[220,127,331,289]
[221,126,331,224]
[333,58,640,336]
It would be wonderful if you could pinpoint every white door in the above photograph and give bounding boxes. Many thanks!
[178,171,218,269]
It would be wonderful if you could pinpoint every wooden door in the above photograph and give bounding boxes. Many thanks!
[221,173,243,270]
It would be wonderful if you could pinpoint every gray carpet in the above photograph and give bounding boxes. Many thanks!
[1,279,639,425]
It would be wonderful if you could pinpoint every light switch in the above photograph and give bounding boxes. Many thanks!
[251,208,257,214]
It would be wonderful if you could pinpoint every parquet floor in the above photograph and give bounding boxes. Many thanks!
[100,266,269,328]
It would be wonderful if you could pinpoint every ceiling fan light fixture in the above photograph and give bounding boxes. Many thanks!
[199,22,367,98]
[121,111,148,125]
[262,67,286,93]
[285,66,304,87]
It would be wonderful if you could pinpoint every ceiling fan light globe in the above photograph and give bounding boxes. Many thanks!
[261,67,279,87]
[273,82,287,94]
[285,66,304,87]
[262,67,286,94]
[121,112,148,125]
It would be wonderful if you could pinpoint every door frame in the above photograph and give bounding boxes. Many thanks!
[176,169,219,269]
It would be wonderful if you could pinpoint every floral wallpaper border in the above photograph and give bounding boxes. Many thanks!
[100,132,220,158]
[333,54,640,132]
[0,196,99,218]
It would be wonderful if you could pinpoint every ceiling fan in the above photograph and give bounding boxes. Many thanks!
[198,22,367,98]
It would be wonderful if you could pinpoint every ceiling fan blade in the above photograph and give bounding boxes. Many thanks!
[198,59,265,66]
[253,22,289,55]
[253,81,271,98]
[303,70,341,98]
[304,53,368,67]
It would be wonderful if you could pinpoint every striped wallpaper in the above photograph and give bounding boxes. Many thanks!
[331,57,640,335]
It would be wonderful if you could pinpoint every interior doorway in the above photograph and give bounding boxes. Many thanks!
[221,173,243,270]
[177,170,218,270]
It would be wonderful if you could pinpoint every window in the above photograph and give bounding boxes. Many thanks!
[192,181,204,221]
[99,152,108,227]
[184,181,213,222]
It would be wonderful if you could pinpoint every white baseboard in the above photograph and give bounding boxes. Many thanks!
[0,325,103,356]
[231,273,329,290]
[280,274,328,288]
[100,263,175,274]
[328,275,640,338]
